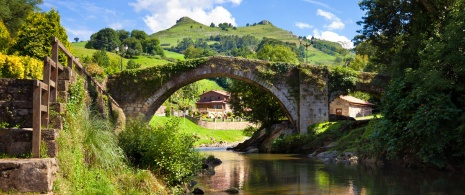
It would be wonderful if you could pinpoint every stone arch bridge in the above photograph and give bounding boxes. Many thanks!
[107,56,388,134]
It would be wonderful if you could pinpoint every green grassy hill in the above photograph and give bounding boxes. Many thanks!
[70,42,182,68]
[152,16,354,66]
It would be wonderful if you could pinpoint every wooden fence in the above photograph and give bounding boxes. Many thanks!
[32,37,120,157]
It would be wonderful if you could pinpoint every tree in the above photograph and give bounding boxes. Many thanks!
[122,37,142,58]
[85,28,120,51]
[92,49,110,68]
[143,37,164,57]
[116,29,130,42]
[0,20,9,53]
[74,37,79,42]
[355,0,465,168]
[228,80,286,128]
[12,9,71,61]
[256,44,298,63]
[183,45,202,59]
[130,29,148,41]
[210,22,215,28]
[0,0,42,36]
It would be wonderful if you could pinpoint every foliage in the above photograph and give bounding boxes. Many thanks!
[328,66,358,96]
[143,37,165,57]
[228,79,286,129]
[84,62,105,78]
[243,125,258,137]
[150,116,247,146]
[355,0,465,168]
[256,44,298,63]
[56,79,168,194]
[126,59,142,69]
[11,9,71,61]
[0,20,9,53]
[85,28,120,51]
[0,0,42,36]
[272,133,314,153]
[118,118,202,186]
[0,53,42,79]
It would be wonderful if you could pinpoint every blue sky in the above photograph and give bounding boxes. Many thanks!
[40,0,365,48]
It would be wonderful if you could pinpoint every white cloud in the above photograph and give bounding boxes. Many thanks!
[311,29,354,49]
[303,0,338,12]
[295,22,313,29]
[129,0,241,33]
[316,9,344,30]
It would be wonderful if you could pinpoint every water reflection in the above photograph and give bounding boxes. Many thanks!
[196,148,465,195]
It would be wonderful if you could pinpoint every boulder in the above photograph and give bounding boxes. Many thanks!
[225,187,239,194]
[0,158,57,193]
[192,187,205,194]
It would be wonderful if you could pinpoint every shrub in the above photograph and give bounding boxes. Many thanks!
[0,21,9,53]
[0,53,42,79]
[126,59,142,69]
[118,118,202,186]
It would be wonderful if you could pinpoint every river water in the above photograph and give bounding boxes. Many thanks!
[196,148,465,195]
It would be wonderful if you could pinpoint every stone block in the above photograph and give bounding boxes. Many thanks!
[58,80,69,91]
[0,158,57,193]
[6,142,31,156]
[44,140,57,157]
[41,129,58,141]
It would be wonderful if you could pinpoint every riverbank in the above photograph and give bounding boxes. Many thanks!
[150,116,248,147]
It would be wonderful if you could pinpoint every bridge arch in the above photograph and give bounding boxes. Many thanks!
[142,65,298,128]
[108,57,330,133]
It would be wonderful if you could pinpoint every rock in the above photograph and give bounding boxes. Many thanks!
[225,187,239,194]
[315,151,337,159]
[244,148,259,154]
[334,152,359,164]
[192,187,205,194]
[204,156,222,166]
[0,158,57,193]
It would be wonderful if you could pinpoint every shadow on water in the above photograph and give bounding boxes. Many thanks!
[195,148,465,195]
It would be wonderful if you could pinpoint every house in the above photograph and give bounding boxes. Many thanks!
[329,95,374,118]
[196,90,232,118]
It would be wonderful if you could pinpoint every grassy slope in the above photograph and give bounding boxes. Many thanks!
[71,42,180,68]
[150,116,247,147]
[152,17,353,66]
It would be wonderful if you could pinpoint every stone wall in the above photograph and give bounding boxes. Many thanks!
[0,128,58,158]
[186,115,256,130]
[0,158,57,193]
[0,79,34,128]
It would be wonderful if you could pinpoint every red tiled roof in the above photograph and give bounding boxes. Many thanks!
[200,90,230,97]
[339,95,375,106]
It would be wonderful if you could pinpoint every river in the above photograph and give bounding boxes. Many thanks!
[196,148,465,195]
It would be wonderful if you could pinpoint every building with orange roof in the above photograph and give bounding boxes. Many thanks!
[196,90,233,118]
[329,95,375,118]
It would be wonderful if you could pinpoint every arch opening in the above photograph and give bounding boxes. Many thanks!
[143,74,297,129]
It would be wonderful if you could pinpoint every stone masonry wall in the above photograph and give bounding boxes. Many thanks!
[0,79,34,128]
[186,115,256,130]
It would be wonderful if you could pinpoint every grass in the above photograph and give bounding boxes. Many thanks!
[356,114,382,121]
[152,17,354,66]
[54,78,168,194]
[71,42,175,68]
[150,116,248,146]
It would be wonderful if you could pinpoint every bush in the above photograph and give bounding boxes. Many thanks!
[0,53,42,79]
[118,118,202,186]
[271,133,314,153]
[0,21,9,53]
[126,59,142,69]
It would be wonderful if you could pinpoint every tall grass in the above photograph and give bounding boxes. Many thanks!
[54,78,167,194]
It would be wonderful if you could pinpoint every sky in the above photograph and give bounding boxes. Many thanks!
[40,0,365,49]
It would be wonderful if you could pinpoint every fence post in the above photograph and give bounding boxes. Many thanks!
[32,81,42,158]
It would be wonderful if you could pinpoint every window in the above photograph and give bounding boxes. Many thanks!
[204,97,206,100]
[218,96,221,99]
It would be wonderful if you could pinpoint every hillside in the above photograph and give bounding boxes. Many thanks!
[71,42,183,68]
[152,16,354,66]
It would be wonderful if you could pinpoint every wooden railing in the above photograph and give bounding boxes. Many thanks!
[197,108,225,113]
[31,37,120,158]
